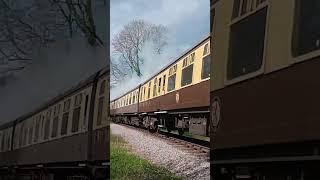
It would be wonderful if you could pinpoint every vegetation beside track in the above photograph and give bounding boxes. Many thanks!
[111,133,182,180]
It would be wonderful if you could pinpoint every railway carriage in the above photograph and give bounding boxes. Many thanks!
[111,36,211,137]
[0,67,109,179]
[211,0,320,179]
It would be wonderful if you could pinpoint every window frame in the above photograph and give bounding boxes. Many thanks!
[167,74,176,92]
[201,54,211,80]
[167,64,177,92]
[224,3,269,86]
[97,97,104,126]
[158,77,162,93]
[181,63,194,87]
[292,0,320,63]
[153,78,157,97]
[162,74,166,91]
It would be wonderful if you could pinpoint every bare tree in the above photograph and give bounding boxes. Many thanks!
[111,19,168,78]
[0,0,105,86]
[110,59,126,88]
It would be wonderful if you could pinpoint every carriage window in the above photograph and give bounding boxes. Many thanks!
[44,118,51,140]
[99,80,106,95]
[293,0,320,57]
[28,125,33,144]
[158,78,162,93]
[61,113,69,135]
[4,132,7,150]
[23,127,28,145]
[0,132,2,151]
[20,128,24,146]
[133,94,135,104]
[51,116,59,138]
[75,93,82,106]
[181,64,194,86]
[34,116,40,143]
[202,55,211,79]
[163,75,166,91]
[190,52,195,62]
[153,78,157,97]
[227,7,267,80]
[241,0,249,15]
[140,89,142,101]
[148,82,151,99]
[127,95,129,105]
[71,107,81,132]
[97,97,104,126]
[203,44,209,56]
[84,95,89,118]
[232,0,241,18]
[7,132,11,150]
[167,74,176,91]
[233,0,266,19]
[63,99,71,112]
[1,133,4,151]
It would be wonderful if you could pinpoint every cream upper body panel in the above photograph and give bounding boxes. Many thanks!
[210,0,317,92]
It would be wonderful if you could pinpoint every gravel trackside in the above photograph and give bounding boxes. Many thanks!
[111,123,210,180]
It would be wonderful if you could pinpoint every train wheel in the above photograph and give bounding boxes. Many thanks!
[178,128,184,135]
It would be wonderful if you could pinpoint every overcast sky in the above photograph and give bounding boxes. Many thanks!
[110,0,210,99]
[0,2,108,124]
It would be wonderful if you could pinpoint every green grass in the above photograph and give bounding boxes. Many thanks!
[111,134,183,180]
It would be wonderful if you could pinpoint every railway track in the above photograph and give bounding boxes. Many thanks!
[118,123,210,159]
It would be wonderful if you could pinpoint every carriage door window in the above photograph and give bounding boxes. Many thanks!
[227,6,268,80]
[21,125,27,146]
[293,0,320,57]
[0,132,2,152]
[83,95,89,127]
[148,82,151,99]
[158,77,162,94]
[72,94,82,133]
[44,109,52,140]
[97,79,106,126]
[181,53,195,87]
[202,43,211,79]
[34,115,40,143]
[153,78,157,97]
[61,99,71,135]
[52,104,60,138]
[167,64,177,92]
[163,75,166,92]
[1,132,4,151]
[97,97,104,126]
[99,80,106,95]
[28,121,34,144]
[143,87,146,100]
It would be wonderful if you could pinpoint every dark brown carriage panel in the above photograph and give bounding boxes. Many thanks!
[13,132,88,166]
[139,80,210,113]
[211,57,320,150]
[0,151,17,166]
[91,127,109,162]
[110,108,116,116]
[114,103,138,114]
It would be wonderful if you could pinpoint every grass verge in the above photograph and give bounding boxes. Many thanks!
[111,134,183,180]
